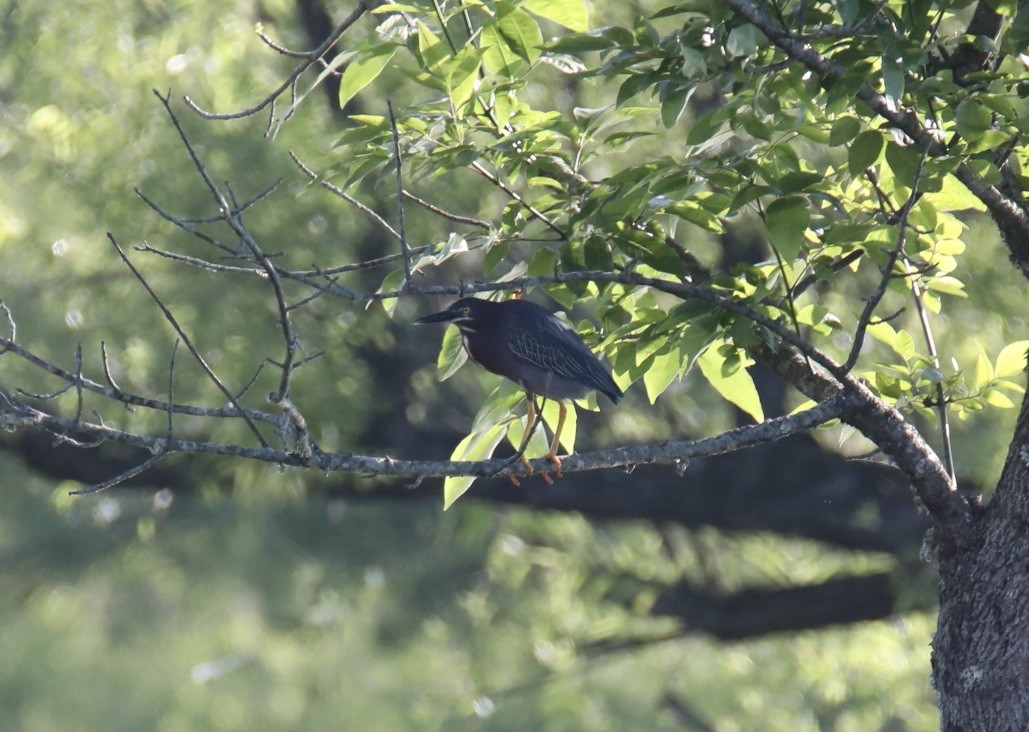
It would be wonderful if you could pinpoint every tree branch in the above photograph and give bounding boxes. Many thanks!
[725,0,1029,256]
[183,0,374,120]
[0,391,852,489]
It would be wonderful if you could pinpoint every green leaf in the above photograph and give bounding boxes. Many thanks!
[829,116,861,146]
[444,46,482,110]
[764,196,809,260]
[482,240,509,275]
[985,389,1015,408]
[927,178,987,212]
[974,345,994,392]
[660,87,689,128]
[481,22,524,76]
[926,275,967,298]
[848,130,884,176]
[470,383,523,433]
[496,7,543,63]
[881,54,905,108]
[337,47,396,109]
[377,270,405,316]
[726,23,758,57]
[955,100,992,142]
[416,21,448,75]
[436,324,468,381]
[506,410,550,457]
[443,424,507,509]
[523,0,589,32]
[697,347,764,423]
[643,349,681,404]
[995,340,1029,378]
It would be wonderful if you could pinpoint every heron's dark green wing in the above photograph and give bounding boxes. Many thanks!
[508,314,621,400]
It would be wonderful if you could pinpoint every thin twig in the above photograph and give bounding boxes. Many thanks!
[792,250,864,297]
[100,342,123,391]
[403,191,490,229]
[183,1,371,120]
[905,260,955,480]
[470,160,565,237]
[137,244,262,275]
[387,100,413,289]
[107,233,269,447]
[0,300,15,354]
[0,335,278,423]
[180,180,283,224]
[844,145,931,372]
[289,150,402,240]
[73,343,84,424]
[68,450,168,495]
[224,182,299,402]
[135,188,237,255]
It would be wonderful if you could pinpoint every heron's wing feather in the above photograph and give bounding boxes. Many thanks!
[508,317,617,395]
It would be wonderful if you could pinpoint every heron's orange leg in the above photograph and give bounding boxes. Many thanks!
[544,401,567,477]
[509,393,553,485]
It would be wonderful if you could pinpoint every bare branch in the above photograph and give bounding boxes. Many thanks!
[403,191,490,230]
[183,1,372,121]
[107,233,270,447]
[290,150,402,241]
[68,450,168,496]
[0,335,279,424]
[222,182,299,403]
[0,391,854,491]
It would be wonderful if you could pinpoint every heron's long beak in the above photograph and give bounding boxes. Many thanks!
[414,309,459,324]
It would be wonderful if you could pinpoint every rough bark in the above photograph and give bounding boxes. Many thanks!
[932,381,1029,730]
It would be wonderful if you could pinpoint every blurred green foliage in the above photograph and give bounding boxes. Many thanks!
[2,0,1026,728]
[1,453,938,730]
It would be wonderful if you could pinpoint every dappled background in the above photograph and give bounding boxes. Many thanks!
[1,0,1025,729]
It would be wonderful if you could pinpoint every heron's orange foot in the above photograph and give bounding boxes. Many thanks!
[507,475,521,487]
[545,452,564,478]
[517,454,556,484]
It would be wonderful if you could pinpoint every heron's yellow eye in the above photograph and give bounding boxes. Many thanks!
[460,307,471,315]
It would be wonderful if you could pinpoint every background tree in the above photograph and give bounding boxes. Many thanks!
[1,0,1026,728]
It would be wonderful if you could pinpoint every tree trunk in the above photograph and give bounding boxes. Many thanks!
[932,383,1029,729]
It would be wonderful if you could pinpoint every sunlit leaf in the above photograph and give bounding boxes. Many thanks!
[541,399,577,453]
[496,7,543,63]
[445,46,482,110]
[337,47,396,109]
[994,340,1029,378]
[926,276,967,298]
[697,347,764,423]
[974,346,994,392]
[436,324,468,381]
[443,424,507,509]
[523,0,589,32]
[416,21,448,75]
[643,349,681,404]
[985,389,1015,408]
[481,21,524,76]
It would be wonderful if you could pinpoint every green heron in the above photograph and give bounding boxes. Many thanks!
[416,296,622,480]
